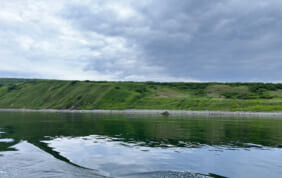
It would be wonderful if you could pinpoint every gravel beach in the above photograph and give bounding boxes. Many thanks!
[0,109,282,117]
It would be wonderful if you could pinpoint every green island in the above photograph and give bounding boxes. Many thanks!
[1,78,282,112]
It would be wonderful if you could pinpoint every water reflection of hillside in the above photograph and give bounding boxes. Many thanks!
[0,141,105,178]
[0,112,282,148]
[1,112,282,178]
[41,135,282,178]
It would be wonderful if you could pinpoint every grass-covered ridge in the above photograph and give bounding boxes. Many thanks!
[1,78,282,111]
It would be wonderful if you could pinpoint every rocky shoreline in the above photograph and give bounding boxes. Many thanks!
[0,109,282,117]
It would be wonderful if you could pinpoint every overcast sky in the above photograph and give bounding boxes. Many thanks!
[0,0,282,82]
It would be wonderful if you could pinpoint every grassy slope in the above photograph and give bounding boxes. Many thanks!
[1,78,282,111]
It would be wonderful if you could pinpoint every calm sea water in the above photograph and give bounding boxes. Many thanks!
[0,112,282,178]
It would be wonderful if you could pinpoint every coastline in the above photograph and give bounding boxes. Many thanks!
[1,108,282,117]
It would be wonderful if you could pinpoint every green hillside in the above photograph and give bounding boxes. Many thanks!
[1,78,282,111]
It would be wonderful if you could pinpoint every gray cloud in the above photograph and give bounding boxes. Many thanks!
[0,0,282,81]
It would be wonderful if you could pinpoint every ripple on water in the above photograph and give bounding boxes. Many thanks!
[0,141,106,178]
[122,171,211,178]
[42,135,282,178]
[0,138,14,143]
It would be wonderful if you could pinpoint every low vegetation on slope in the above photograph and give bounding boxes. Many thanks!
[1,78,282,111]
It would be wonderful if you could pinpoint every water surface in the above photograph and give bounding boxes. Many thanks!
[0,112,282,178]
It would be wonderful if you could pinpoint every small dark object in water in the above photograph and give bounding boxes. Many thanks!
[161,111,170,116]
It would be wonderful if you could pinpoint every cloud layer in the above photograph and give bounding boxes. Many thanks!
[0,0,282,82]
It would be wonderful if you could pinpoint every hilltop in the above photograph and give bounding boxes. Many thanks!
[1,78,282,112]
